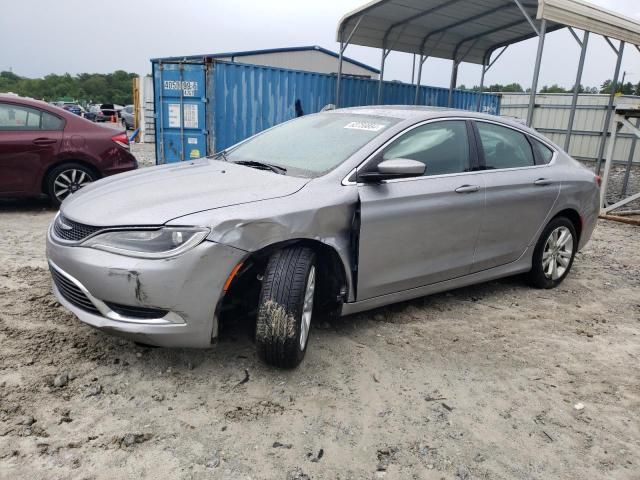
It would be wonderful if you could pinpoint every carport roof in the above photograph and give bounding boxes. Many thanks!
[336,0,640,65]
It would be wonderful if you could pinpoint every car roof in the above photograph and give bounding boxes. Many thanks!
[0,94,53,109]
[0,94,90,122]
[332,105,539,137]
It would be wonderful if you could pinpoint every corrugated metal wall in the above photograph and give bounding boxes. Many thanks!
[211,61,500,152]
[500,93,640,164]
[152,59,500,162]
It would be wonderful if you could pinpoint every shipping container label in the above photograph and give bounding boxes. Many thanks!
[163,80,199,97]
[183,104,198,129]
[344,121,386,132]
[166,104,199,129]
[168,104,181,128]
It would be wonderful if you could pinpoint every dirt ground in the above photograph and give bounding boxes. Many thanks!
[1,152,640,480]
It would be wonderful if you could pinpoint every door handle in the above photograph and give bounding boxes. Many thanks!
[33,138,56,146]
[534,178,553,186]
[455,184,480,193]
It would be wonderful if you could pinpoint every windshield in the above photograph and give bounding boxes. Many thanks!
[225,113,400,177]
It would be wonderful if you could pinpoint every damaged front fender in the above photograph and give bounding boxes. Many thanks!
[169,180,360,302]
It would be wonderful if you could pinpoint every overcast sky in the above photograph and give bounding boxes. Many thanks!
[1,0,639,90]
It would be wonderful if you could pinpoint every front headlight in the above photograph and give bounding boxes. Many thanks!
[82,227,210,259]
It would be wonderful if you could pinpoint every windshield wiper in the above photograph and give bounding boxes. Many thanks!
[232,160,287,175]
[212,150,228,161]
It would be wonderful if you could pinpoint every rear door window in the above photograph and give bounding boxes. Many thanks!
[0,103,42,130]
[476,122,535,169]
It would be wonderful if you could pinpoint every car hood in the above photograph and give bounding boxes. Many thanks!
[61,158,309,226]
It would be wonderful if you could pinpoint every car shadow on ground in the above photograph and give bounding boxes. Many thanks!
[211,275,528,361]
[0,197,56,213]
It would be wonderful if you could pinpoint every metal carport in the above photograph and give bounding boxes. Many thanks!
[335,0,640,211]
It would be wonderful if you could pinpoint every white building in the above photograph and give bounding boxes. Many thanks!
[160,45,379,79]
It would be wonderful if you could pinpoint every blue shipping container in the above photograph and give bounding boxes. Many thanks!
[153,60,500,164]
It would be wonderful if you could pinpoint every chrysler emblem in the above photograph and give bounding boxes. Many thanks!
[58,219,73,231]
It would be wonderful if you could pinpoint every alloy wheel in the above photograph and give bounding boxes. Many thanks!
[299,265,315,350]
[542,226,573,280]
[53,169,92,202]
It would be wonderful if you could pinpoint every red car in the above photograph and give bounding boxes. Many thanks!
[0,95,137,206]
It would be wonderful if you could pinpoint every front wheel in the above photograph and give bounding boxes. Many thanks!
[527,217,577,289]
[255,247,316,368]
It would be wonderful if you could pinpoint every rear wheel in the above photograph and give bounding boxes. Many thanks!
[46,163,95,207]
[527,217,577,289]
[255,247,316,368]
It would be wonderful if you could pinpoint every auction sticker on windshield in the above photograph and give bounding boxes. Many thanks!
[343,121,386,132]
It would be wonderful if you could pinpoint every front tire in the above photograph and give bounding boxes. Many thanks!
[46,163,96,207]
[527,217,577,289]
[255,247,316,368]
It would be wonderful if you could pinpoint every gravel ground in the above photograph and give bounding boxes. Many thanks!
[0,145,639,479]
[130,142,156,168]
[579,161,640,212]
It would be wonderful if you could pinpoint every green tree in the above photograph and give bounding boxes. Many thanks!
[540,84,568,93]
[600,79,612,94]
[482,83,524,92]
[620,82,635,95]
[0,70,137,104]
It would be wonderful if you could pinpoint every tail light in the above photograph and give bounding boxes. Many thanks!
[594,175,602,187]
[112,132,129,150]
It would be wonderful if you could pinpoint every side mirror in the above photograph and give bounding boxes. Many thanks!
[358,158,426,183]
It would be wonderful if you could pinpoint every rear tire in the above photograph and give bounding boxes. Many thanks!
[46,163,96,207]
[527,217,577,289]
[255,247,316,369]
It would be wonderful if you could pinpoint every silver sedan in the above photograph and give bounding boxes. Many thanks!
[46,107,600,368]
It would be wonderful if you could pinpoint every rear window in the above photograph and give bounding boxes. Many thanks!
[226,113,401,177]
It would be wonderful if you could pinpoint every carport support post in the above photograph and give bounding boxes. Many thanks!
[411,54,416,84]
[336,39,344,108]
[565,31,590,152]
[621,118,640,196]
[600,115,620,208]
[334,39,344,108]
[527,19,546,127]
[596,40,625,174]
[377,48,390,104]
[335,17,363,108]
[476,60,487,112]
[414,55,427,105]
[448,61,459,107]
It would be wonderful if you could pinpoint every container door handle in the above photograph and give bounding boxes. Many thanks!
[534,178,553,186]
[455,184,480,193]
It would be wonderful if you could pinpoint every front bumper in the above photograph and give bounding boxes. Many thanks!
[46,229,246,348]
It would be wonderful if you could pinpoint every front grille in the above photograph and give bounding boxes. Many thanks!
[50,267,100,315]
[104,302,168,319]
[53,214,102,242]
